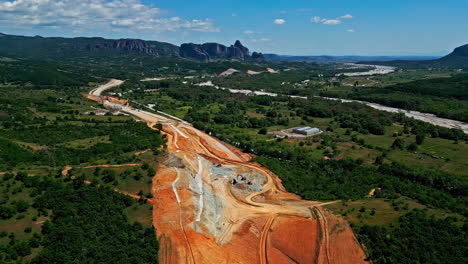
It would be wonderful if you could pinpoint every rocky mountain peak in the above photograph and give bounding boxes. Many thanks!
[252,51,266,62]
[234,40,243,47]
[180,40,254,62]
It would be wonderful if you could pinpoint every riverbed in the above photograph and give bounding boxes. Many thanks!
[318,97,468,133]
[195,81,468,134]
[336,63,396,77]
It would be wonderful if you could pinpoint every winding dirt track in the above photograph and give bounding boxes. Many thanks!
[259,215,276,264]
[86,80,369,264]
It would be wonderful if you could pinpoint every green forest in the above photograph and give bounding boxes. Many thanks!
[0,173,158,263]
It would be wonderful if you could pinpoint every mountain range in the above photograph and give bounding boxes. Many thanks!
[0,32,466,70]
[0,33,265,62]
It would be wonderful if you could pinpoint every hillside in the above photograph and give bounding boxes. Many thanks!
[437,43,468,68]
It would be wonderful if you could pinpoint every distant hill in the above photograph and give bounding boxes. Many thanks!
[436,43,468,68]
[0,33,265,62]
[356,43,468,70]
[263,54,438,63]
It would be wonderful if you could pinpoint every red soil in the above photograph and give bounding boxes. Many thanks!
[150,121,369,264]
[84,87,369,264]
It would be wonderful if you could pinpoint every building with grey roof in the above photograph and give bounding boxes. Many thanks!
[293,126,321,135]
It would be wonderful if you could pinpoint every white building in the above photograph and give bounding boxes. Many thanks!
[293,126,321,135]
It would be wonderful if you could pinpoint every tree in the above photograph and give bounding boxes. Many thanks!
[14,200,29,213]
[375,155,384,165]
[416,133,425,145]
[0,205,15,219]
[258,128,268,135]
[391,138,405,149]
[94,167,101,176]
[407,142,418,151]
[147,167,156,177]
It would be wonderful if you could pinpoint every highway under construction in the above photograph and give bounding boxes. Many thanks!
[86,79,368,264]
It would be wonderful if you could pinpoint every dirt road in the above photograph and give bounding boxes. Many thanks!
[86,81,369,264]
[89,79,124,96]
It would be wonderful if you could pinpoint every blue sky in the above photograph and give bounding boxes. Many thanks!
[1,0,467,55]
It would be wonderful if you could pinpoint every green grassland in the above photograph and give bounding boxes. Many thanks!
[124,203,153,228]
[324,197,463,227]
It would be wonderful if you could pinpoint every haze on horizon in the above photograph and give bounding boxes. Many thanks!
[1,0,467,56]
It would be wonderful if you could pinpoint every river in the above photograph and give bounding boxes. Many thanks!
[318,97,468,133]
[195,81,468,134]
[336,63,396,77]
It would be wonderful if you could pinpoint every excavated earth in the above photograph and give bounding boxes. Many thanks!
[151,122,368,264]
[87,81,369,264]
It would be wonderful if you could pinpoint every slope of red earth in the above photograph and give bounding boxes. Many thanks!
[151,123,368,264]
[86,81,369,264]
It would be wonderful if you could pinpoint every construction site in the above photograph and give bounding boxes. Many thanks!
[86,80,368,264]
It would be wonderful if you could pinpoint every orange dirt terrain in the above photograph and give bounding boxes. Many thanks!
[86,81,368,264]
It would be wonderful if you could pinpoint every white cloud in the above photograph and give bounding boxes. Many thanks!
[312,16,342,25]
[273,19,286,25]
[312,16,323,23]
[347,29,355,33]
[0,0,219,33]
[231,13,237,17]
[341,14,353,19]
[244,30,254,34]
[249,38,271,43]
[323,19,341,25]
